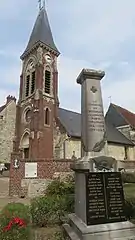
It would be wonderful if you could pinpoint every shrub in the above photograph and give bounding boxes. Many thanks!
[122,172,135,183]
[46,177,75,217]
[31,178,75,227]
[31,194,74,227]
[31,196,55,227]
[46,177,75,196]
[0,203,31,240]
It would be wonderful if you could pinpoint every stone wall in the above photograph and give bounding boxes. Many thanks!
[65,138,81,159]
[128,146,135,160]
[58,136,135,161]
[108,144,135,160]
[108,144,125,160]
[53,123,67,159]
[21,171,74,198]
[21,178,51,198]
[0,101,16,163]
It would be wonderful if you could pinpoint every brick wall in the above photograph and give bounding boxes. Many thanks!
[9,157,73,197]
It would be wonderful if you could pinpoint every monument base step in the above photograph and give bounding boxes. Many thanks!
[63,223,80,240]
[63,213,135,240]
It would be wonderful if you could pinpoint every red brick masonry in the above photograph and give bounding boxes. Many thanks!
[9,154,73,196]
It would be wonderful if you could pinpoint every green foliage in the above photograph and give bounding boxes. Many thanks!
[122,172,135,183]
[46,176,75,196]
[31,194,74,227]
[31,178,75,227]
[52,229,69,240]
[34,227,68,240]
[125,197,135,220]
[0,203,31,240]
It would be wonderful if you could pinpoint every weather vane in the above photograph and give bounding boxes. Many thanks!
[43,0,45,8]
[38,0,45,10]
[38,0,41,10]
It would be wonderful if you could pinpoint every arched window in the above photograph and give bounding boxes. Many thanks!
[45,68,51,94]
[45,108,50,125]
[25,60,35,98]
[20,131,30,159]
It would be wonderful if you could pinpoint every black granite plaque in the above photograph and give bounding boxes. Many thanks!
[86,172,126,225]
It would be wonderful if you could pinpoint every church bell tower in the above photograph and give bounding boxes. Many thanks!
[9,3,60,196]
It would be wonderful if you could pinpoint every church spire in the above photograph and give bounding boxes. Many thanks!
[38,0,45,11]
[43,0,45,9]
[20,2,59,59]
[38,0,42,10]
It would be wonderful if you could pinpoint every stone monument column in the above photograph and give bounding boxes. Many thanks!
[77,69,107,159]
[64,68,135,240]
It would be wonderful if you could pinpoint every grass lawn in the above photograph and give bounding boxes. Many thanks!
[124,183,135,198]
[0,197,30,211]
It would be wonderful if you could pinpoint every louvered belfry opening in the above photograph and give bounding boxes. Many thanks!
[45,70,51,94]
[25,75,30,97]
[31,71,35,94]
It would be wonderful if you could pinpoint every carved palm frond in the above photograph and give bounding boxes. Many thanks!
[92,131,107,152]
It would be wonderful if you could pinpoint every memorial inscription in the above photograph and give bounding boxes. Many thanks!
[87,103,105,133]
[86,172,126,225]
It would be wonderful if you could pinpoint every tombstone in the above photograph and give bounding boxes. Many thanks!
[63,69,135,240]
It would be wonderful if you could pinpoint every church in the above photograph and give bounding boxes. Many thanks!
[7,4,135,197]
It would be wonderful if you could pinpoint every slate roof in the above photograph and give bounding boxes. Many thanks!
[21,7,59,58]
[105,103,127,127]
[58,108,134,146]
[58,108,81,138]
[112,103,135,127]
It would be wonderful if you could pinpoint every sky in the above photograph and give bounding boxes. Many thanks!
[1,0,135,113]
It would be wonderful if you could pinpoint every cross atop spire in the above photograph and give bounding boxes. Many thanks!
[20,1,60,59]
[38,0,45,11]
[43,0,45,9]
[38,0,41,10]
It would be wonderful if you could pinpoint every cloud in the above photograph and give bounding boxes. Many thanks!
[58,55,135,114]
[52,0,135,62]
[1,0,135,116]
[0,0,38,20]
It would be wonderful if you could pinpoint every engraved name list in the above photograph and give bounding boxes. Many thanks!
[86,172,126,225]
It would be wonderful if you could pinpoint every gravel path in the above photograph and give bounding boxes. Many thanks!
[0,177,30,210]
